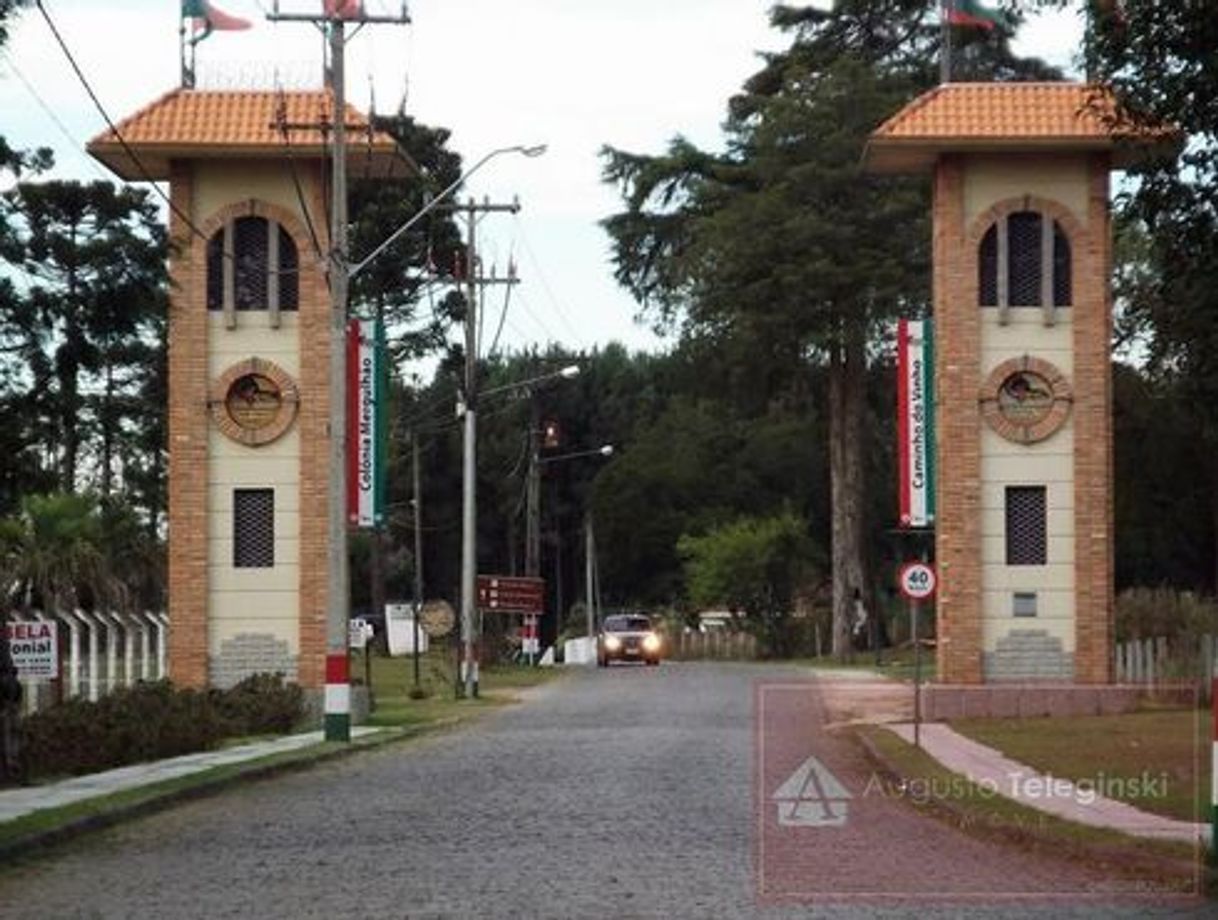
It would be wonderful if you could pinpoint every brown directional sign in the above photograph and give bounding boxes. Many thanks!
[477,575,545,615]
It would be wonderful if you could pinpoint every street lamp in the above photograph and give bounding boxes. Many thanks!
[349,144,547,280]
[539,444,614,466]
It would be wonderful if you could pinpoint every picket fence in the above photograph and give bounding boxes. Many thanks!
[1114,633,1218,700]
[668,630,758,661]
[8,610,168,713]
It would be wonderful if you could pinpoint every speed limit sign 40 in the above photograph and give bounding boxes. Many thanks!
[898,562,937,601]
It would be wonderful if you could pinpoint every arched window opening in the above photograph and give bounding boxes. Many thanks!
[978,210,1072,314]
[206,216,299,317]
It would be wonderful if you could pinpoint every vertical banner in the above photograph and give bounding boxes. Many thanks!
[346,318,387,528]
[897,318,936,528]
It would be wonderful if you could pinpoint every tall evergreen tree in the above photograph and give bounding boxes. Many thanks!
[0,181,167,500]
[1082,0,1218,589]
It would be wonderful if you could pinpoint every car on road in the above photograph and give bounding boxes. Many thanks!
[597,614,662,666]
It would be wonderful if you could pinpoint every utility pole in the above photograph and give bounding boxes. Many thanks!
[266,2,410,741]
[584,514,596,639]
[941,0,954,84]
[525,396,541,579]
[456,197,521,699]
[411,430,424,693]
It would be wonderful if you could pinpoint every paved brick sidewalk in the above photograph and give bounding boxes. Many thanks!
[0,727,380,824]
[886,722,1210,845]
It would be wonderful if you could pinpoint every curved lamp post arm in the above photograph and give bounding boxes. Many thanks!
[349,144,546,280]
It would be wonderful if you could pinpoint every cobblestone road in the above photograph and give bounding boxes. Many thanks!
[0,663,1209,919]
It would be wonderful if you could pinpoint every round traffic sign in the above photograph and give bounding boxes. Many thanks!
[897,562,937,601]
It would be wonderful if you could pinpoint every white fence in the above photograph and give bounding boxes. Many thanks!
[1115,634,1218,700]
[9,610,168,713]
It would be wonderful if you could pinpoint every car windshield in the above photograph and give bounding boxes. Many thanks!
[604,616,651,633]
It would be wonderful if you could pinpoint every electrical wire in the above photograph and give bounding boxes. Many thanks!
[511,213,589,347]
[34,1,216,253]
[274,86,326,261]
[0,49,111,181]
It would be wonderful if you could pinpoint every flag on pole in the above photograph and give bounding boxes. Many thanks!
[324,0,363,19]
[182,0,252,44]
[897,319,935,529]
[945,0,1005,30]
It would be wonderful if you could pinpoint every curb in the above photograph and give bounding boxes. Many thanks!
[851,726,1204,889]
[0,718,458,866]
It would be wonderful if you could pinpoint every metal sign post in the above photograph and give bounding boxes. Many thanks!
[898,561,937,749]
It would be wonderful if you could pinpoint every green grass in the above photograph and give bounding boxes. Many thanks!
[857,725,1203,891]
[792,644,938,682]
[951,708,1210,823]
[353,646,563,728]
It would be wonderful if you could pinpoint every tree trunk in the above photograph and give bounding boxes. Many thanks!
[829,316,869,660]
[100,359,115,500]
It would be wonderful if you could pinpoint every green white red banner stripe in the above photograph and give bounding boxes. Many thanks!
[324,653,350,741]
[897,319,936,528]
[346,318,387,529]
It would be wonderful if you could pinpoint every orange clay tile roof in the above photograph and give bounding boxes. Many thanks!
[87,89,413,181]
[864,82,1177,173]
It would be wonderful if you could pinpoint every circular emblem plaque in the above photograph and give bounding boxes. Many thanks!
[210,358,299,446]
[980,357,1072,445]
[225,373,284,431]
[420,600,456,638]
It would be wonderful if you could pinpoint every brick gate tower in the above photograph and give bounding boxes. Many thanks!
[865,83,1171,686]
[88,90,406,690]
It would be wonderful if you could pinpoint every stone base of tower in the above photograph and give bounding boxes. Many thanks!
[919,683,1150,721]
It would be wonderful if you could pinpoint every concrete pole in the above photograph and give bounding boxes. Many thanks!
[941,0,954,84]
[585,514,595,640]
[461,200,480,699]
[412,430,424,691]
[525,395,541,579]
[324,15,352,741]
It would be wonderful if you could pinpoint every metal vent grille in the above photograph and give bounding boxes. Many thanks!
[234,217,270,311]
[1053,225,1072,306]
[233,489,275,568]
[1007,212,1043,306]
[278,225,299,311]
[1005,486,1047,566]
[206,233,224,310]
[978,225,998,306]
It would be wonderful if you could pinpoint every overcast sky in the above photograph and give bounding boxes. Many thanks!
[0,1,1085,368]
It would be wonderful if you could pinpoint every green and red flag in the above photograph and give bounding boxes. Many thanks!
[324,0,363,18]
[945,0,1005,31]
[182,0,252,43]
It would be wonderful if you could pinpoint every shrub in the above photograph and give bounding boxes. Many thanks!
[1115,588,1218,643]
[20,681,229,779]
[19,673,304,781]
[213,672,304,735]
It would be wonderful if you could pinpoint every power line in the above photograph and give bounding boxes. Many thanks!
[511,213,589,348]
[0,49,111,182]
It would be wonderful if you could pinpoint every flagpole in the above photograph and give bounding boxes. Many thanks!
[941,0,954,84]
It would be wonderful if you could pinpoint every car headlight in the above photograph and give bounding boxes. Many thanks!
[643,633,660,652]
[604,635,622,651]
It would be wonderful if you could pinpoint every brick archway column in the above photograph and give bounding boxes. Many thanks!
[933,155,983,684]
[166,161,209,688]
[1074,155,1115,683]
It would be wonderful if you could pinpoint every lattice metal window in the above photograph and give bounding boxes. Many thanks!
[1005,486,1047,566]
[233,488,275,568]
[978,211,1072,308]
[206,217,299,312]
